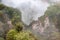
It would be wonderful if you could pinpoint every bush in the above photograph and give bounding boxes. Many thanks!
[6,29,17,40]
[14,22,24,32]
[0,4,5,10]
[6,29,38,40]
[15,31,37,40]
[6,22,24,40]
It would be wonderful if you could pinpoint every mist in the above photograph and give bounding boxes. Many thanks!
[1,0,60,25]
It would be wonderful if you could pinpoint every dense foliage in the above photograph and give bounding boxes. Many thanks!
[39,4,60,31]
[7,30,37,40]
[45,4,60,31]
[6,29,17,40]
[0,4,22,39]
[6,23,38,40]
[45,4,60,17]
[15,31,37,40]
[0,4,38,40]
[38,4,60,40]
[1,2,60,40]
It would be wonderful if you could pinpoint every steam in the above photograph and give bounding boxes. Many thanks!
[41,0,60,3]
[17,0,49,25]
[1,0,60,25]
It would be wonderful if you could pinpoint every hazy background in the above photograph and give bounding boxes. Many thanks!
[1,0,60,25]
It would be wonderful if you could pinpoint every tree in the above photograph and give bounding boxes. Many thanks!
[15,22,24,32]
[15,31,37,40]
[45,4,60,31]
[0,4,5,10]
[0,4,22,40]
[6,23,38,40]
[6,30,38,40]
[6,29,17,40]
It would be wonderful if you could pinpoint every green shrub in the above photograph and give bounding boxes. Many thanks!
[14,22,24,32]
[6,29,38,40]
[15,31,37,40]
[6,29,17,40]
[0,4,5,10]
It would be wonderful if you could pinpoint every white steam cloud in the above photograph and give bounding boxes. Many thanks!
[1,0,60,25]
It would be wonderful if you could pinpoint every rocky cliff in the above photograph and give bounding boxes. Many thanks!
[29,4,60,40]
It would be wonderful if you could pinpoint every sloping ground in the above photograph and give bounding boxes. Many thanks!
[0,4,22,39]
[29,4,60,40]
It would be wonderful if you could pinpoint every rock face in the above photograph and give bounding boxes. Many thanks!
[31,16,58,34]
[29,15,59,40]
[27,4,60,40]
[29,4,60,39]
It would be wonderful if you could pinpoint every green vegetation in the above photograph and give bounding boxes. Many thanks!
[38,4,60,40]
[0,4,22,39]
[38,15,45,26]
[1,2,60,40]
[39,4,60,32]
[45,4,60,17]
[45,4,60,31]
[6,22,38,40]
[15,31,37,40]
[7,30,37,40]
[0,4,38,40]
[0,4,5,10]
[6,22,24,40]
[6,29,17,40]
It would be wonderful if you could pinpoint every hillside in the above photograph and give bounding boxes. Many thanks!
[0,4,38,40]
[29,4,60,40]
[0,4,22,39]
